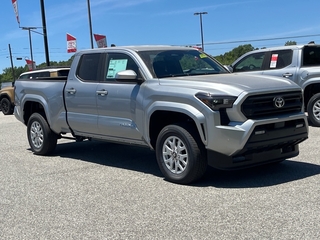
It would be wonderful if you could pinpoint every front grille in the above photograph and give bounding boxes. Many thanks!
[241,91,302,119]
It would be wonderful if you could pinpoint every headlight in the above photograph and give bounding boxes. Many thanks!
[196,92,237,110]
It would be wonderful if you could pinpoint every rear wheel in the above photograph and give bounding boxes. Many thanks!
[156,124,207,184]
[0,98,13,115]
[27,113,58,155]
[307,93,320,127]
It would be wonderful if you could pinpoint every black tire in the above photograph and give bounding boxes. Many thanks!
[27,113,58,155]
[307,93,320,127]
[0,98,14,115]
[155,124,207,184]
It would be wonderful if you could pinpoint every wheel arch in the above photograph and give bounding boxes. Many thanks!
[0,93,11,102]
[303,82,320,110]
[146,102,207,149]
[21,96,50,126]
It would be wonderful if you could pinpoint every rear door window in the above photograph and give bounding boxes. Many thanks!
[266,50,293,70]
[77,53,102,82]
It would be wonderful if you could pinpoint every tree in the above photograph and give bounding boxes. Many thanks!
[37,56,74,68]
[214,44,257,65]
[0,66,27,83]
[285,41,297,46]
[0,55,75,83]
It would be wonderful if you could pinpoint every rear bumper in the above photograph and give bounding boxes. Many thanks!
[207,118,308,170]
[14,105,24,124]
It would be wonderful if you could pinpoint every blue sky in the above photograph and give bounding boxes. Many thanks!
[1,0,320,74]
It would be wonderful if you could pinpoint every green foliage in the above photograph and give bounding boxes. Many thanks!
[214,44,257,65]
[0,66,28,83]
[285,41,297,46]
[0,56,74,83]
[37,56,74,69]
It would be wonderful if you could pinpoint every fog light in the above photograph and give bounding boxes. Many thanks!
[296,123,304,128]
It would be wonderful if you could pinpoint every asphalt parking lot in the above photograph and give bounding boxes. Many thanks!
[0,113,319,239]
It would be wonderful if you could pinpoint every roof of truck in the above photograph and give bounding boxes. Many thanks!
[246,43,320,53]
[75,45,199,54]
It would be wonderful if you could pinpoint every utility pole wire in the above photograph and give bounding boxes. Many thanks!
[191,33,320,46]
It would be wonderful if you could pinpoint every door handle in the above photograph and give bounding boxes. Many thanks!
[96,90,108,96]
[282,73,293,78]
[67,88,77,94]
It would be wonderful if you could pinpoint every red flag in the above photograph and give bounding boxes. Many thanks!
[12,0,20,24]
[94,34,107,48]
[25,59,36,71]
[67,33,77,53]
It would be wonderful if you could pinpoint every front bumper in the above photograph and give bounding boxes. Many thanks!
[206,117,308,170]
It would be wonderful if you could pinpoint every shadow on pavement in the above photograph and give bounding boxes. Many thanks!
[51,140,162,178]
[196,159,320,188]
[35,139,320,188]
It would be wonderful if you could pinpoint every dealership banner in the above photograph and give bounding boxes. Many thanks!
[67,33,77,53]
[12,0,20,24]
[25,59,36,71]
[94,34,107,48]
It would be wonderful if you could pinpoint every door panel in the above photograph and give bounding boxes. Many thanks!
[96,52,144,141]
[64,53,103,135]
[65,81,99,134]
[97,83,143,140]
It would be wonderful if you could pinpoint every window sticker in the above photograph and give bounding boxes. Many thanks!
[270,54,278,68]
[106,59,128,78]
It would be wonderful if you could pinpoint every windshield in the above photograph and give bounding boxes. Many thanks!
[137,49,229,78]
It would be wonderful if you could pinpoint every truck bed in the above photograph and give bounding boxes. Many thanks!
[14,78,70,133]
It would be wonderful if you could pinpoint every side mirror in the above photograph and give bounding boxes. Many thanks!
[115,70,143,84]
[115,70,137,80]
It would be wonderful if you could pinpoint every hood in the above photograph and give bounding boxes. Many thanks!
[158,73,300,96]
[0,86,13,92]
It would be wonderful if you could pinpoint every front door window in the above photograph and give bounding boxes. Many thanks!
[233,52,265,72]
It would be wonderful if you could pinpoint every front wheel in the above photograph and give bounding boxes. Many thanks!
[27,113,58,155]
[156,124,207,184]
[307,93,320,127]
[0,98,14,115]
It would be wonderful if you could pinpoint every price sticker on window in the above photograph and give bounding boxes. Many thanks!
[270,54,278,68]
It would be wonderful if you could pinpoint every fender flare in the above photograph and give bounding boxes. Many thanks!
[21,94,51,126]
[144,101,207,146]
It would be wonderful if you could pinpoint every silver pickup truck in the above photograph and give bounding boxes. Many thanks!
[229,43,320,126]
[14,46,308,184]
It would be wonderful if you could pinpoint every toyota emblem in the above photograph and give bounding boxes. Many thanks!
[273,97,285,108]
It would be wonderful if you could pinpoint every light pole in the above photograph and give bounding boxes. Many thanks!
[40,0,50,66]
[194,12,208,51]
[8,44,15,80]
[87,0,94,49]
[22,27,37,70]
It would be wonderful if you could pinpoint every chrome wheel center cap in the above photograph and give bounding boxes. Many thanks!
[172,148,178,159]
